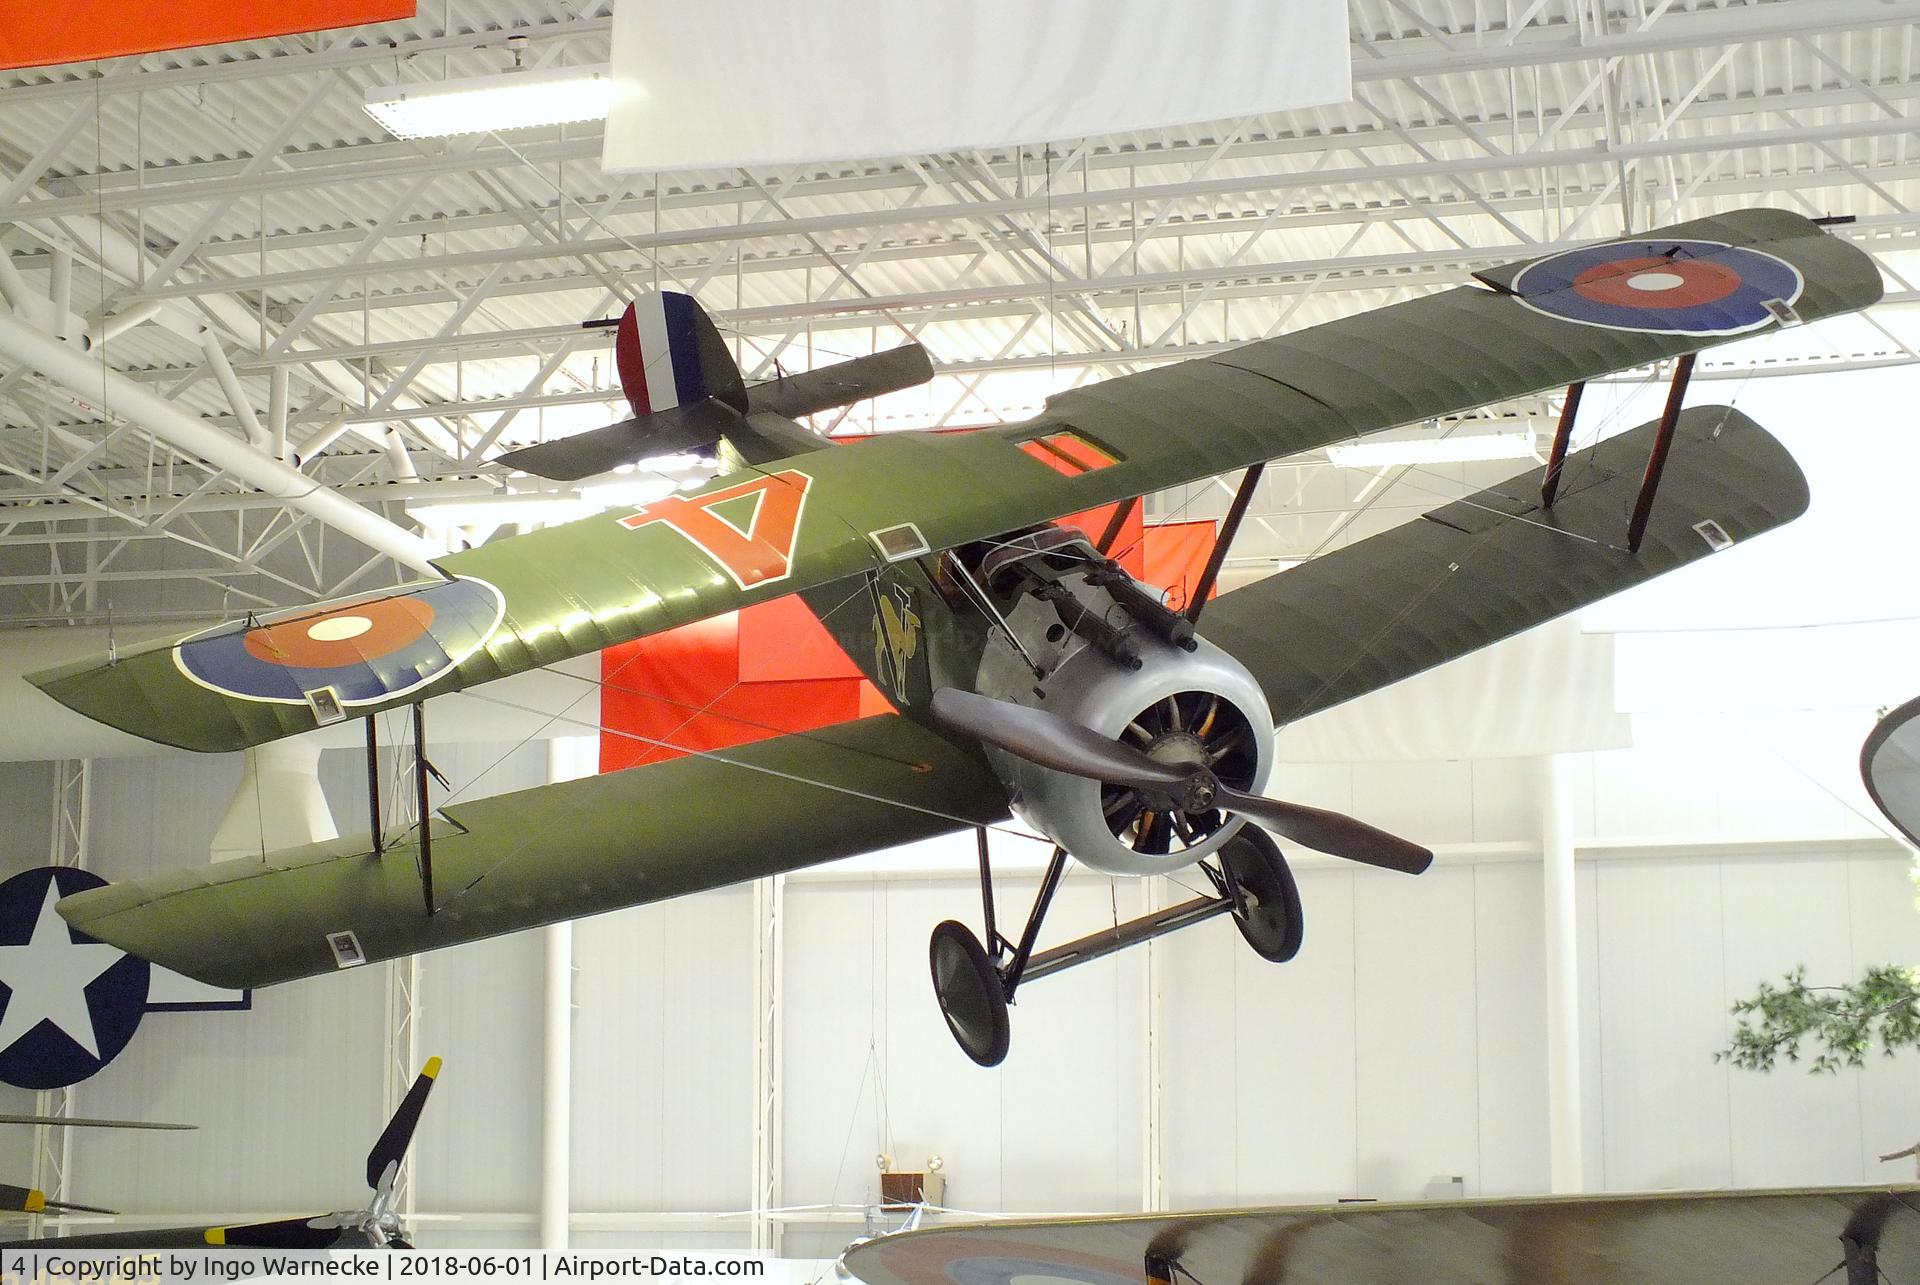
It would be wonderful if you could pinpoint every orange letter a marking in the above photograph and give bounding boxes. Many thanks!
[617,469,812,589]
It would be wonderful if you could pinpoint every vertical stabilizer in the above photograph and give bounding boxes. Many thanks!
[615,292,747,416]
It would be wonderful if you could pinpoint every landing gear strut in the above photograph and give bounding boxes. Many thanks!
[929,824,1304,1066]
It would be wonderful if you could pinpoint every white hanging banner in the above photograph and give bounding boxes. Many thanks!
[1272,620,1631,763]
[603,0,1352,173]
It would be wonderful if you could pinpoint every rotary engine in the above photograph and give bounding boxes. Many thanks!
[965,531,1276,876]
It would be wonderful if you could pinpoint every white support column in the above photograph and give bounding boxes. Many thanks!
[1540,754,1584,1193]
[541,737,595,1250]
[748,873,784,1253]
[383,955,422,1225]
[1141,875,1166,1214]
[541,922,573,1250]
[268,366,290,462]
[201,328,269,449]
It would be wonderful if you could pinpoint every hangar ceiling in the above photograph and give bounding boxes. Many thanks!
[0,0,1915,626]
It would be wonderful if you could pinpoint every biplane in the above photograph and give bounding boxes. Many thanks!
[26,208,1882,1066]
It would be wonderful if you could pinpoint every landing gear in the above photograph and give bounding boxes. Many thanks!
[929,920,1011,1067]
[930,824,1306,1065]
[1215,824,1303,963]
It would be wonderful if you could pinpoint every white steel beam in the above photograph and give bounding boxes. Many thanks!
[0,311,440,573]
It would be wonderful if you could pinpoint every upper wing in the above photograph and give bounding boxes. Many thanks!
[31,208,1879,752]
[56,713,1006,990]
[1199,405,1807,728]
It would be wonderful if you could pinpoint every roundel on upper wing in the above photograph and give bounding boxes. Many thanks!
[1509,238,1803,336]
[174,576,505,706]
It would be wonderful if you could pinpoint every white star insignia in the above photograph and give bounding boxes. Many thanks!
[0,881,123,1059]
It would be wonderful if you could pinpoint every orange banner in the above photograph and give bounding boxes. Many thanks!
[1,3,416,70]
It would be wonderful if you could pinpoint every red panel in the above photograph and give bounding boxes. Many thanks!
[737,595,863,682]
[599,614,739,773]
[1060,502,1145,576]
[599,602,889,771]
[1041,430,1117,472]
[1,2,415,70]
[1142,520,1219,613]
[1018,439,1082,475]
[605,677,867,772]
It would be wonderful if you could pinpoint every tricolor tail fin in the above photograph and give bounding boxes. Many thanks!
[616,291,747,417]
[493,291,934,481]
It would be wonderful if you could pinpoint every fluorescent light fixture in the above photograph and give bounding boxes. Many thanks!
[364,65,613,140]
[1326,429,1538,469]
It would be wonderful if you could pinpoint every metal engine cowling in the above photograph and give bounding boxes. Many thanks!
[971,572,1275,876]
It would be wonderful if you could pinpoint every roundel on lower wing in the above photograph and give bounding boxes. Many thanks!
[879,1234,1141,1285]
[174,576,505,706]
[945,1258,1140,1285]
[1509,238,1804,335]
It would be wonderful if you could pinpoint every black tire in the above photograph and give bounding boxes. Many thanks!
[928,919,1011,1067]
[1218,825,1305,963]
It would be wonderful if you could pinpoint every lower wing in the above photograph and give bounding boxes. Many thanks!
[1198,405,1807,726]
[57,714,1006,989]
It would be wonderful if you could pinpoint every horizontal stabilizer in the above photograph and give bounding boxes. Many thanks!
[494,398,740,482]
[746,343,934,420]
[496,343,934,481]
[1200,405,1808,727]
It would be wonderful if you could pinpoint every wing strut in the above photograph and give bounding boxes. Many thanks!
[411,702,446,917]
[364,718,384,859]
[1626,353,1698,552]
[1539,379,1586,507]
[1185,461,1266,624]
[1539,352,1699,553]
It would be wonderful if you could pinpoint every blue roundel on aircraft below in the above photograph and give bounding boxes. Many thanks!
[173,576,505,707]
[946,1259,1139,1285]
[0,867,149,1090]
[1510,238,1804,336]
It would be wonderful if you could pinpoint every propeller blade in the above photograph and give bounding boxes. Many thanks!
[932,689,1432,875]
[366,1057,441,1195]
[930,688,1191,794]
[1215,790,1433,874]
[0,1184,44,1213]
[42,1198,119,1215]
[207,1215,353,1249]
[0,1113,193,1130]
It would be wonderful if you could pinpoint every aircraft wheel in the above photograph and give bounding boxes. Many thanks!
[929,919,1011,1067]
[1219,825,1304,963]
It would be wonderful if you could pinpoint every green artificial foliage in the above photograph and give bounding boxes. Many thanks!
[1720,964,1920,1074]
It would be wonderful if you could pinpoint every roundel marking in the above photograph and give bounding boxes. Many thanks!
[946,1258,1141,1285]
[0,867,149,1091]
[875,1234,1140,1285]
[1509,238,1803,336]
[241,596,433,669]
[175,575,505,707]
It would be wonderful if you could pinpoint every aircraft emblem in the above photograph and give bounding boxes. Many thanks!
[873,583,922,702]
[1509,237,1804,336]
[0,868,149,1090]
[173,575,506,710]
